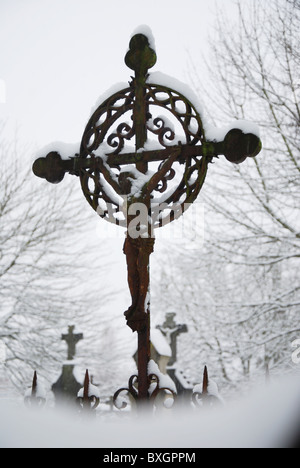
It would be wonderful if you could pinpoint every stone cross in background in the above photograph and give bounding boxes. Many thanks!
[157,312,188,366]
[52,325,83,404]
[62,325,83,361]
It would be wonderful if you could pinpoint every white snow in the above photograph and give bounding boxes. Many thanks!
[193,378,225,405]
[77,382,100,399]
[99,175,123,207]
[148,71,204,118]
[90,82,129,116]
[130,25,156,52]
[119,165,155,198]
[174,369,194,389]
[147,72,260,144]
[192,383,202,394]
[34,141,80,161]
[205,119,260,142]
[24,381,47,400]
[114,394,128,410]
[148,359,177,394]
[208,380,220,398]
[143,138,166,152]
[2,373,300,448]
[150,329,172,357]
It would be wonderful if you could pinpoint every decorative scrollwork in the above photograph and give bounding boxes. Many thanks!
[154,160,176,193]
[150,154,208,229]
[76,393,100,411]
[33,31,261,228]
[107,121,135,155]
[113,370,177,410]
[78,77,209,227]
[113,375,139,409]
[148,373,177,409]
[145,84,204,146]
[147,116,176,148]
[80,88,135,157]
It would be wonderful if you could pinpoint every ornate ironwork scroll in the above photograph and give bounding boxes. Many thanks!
[78,80,209,228]
[113,375,139,410]
[113,372,176,410]
[148,372,177,409]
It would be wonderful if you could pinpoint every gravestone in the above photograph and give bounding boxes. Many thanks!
[52,325,83,404]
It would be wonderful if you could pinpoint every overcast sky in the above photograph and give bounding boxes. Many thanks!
[0,0,242,354]
[0,0,241,148]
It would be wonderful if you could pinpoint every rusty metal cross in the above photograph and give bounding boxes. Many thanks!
[33,32,261,407]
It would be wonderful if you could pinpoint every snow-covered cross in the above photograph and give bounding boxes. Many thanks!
[32,28,262,406]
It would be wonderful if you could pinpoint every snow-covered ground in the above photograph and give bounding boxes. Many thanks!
[0,373,299,448]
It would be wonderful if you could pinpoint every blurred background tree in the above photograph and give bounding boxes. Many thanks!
[0,123,125,392]
[152,0,300,395]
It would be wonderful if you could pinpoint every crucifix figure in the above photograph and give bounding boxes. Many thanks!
[157,313,188,367]
[62,325,83,361]
[32,31,261,406]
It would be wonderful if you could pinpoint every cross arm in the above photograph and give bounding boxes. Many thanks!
[32,151,81,184]
[109,127,261,165]
[31,145,210,184]
[32,129,261,184]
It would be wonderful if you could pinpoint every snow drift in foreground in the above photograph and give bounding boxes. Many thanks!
[0,374,299,448]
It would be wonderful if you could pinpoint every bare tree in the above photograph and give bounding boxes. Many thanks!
[153,0,300,392]
[0,123,113,390]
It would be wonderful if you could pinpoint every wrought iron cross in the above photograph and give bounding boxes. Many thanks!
[33,32,261,406]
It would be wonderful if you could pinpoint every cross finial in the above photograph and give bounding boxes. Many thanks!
[125,33,157,81]
[61,325,83,361]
